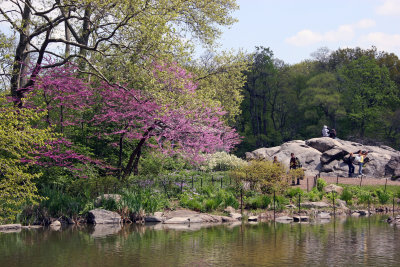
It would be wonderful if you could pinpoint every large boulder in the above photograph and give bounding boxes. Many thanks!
[246,140,322,176]
[87,209,121,224]
[385,156,400,178]
[247,137,400,178]
[305,138,343,153]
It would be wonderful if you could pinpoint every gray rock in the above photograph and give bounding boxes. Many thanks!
[87,209,121,224]
[230,213,242,220]
[317,212,331,220]
[306,138,343,153]
[321,148,346,165]
[0,224,21,233]
[164,217,190,224]
[385,156,400,178]
[301,202,330,208]
[276,216,293,221]
[145,212,164,223]
[324,184,343,194]
[293,216,309,222]
[91,224,122,238]
[50,220,61,227]
[248,216,258,221]
[224,206,236,214]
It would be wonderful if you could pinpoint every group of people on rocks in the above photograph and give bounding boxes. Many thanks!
[343,150,369,178]
[322,125,337,139]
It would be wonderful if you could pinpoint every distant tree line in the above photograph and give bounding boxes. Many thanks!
[235,46,400,156]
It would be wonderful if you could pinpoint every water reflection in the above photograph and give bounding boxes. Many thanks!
[0,216,399,267]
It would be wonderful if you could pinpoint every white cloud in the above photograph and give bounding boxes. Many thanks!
[376,0,400,16]
[286,19,375,46]
[361,32,400,52]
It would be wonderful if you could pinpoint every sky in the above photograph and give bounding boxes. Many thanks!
[216,0,400,64]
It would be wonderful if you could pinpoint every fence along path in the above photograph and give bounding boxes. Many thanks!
[294,176,400,191]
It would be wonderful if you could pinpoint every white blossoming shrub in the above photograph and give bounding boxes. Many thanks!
[201,152,247,171]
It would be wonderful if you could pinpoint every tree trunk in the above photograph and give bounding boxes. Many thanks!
[10,0,31,101]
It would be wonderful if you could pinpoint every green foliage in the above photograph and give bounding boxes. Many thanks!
[121,188,167,215]
[229,160,288,193]
[0,96,55,223]
[317,178,327,192]
[285,187,304,198]
[245,194,271,209]
[201,151,247,171]
[179,188,239,212]
[375,189,391,205]
[340,187,353,204]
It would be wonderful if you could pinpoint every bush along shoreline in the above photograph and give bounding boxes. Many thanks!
[3,152,400,228]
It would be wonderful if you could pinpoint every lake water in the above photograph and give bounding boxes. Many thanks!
[1,216,399,267]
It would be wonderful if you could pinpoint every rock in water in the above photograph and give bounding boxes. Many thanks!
[87,209,121,224]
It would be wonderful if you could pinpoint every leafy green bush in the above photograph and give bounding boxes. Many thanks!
[245,194,271,209]
[316,178,327,192]
[306,188,322,202]
[179,188,238,212]
[121,188,167,214]
[230,160,288,193]
[375,189,391,205]
[286,187,304,198]
[357,191,372,205]
[340,187,353,204]
[201,152,247,171]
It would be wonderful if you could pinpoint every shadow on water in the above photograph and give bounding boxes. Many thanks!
[0,215,399,267]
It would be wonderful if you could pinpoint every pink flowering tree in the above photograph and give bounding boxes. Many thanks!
[25,61,241,178]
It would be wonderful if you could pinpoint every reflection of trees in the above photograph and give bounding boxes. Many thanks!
[1,217,400,266]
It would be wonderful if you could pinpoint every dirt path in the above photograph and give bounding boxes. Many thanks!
[294,176,400,191]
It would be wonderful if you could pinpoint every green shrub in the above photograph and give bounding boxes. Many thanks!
[317,178,327,192]
[245,195,271,209]
[229,160,288,193]
[340,187,353,204]
[357,191,372,205]
[286,187,304,198]
[201,152,248,171]
[375,189,391,205]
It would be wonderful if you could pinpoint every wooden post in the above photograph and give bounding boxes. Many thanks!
[240,188,243,215]
[181,180,183,193]
[298,193,301,214]
[212,175,214,186]
[192,176,194,189]
[336,175,339,185]
[385,178,388,192]
[307,178,309,192]
[201,177,203,188]
[393,197,395,217]
[220,177,223,188]
[332,191,336,216]
[360,175,363,187]
[273,190,276,221]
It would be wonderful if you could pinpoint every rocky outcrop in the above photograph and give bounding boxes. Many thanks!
[324,184,343,194]
[87,209,121,224]
[246,137,400,177]
[386,156,400,179]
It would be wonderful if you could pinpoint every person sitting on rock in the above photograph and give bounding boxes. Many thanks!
[329,128,337,139]
[273,156,279,164]
[322,125,330,137]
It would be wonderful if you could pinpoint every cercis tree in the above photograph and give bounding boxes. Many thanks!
[28,61,240,178]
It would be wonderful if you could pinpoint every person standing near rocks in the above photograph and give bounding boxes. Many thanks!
[355,150,366,177]
[289,153,302,185]
[344,152,355,177]
[322,125,330,137]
